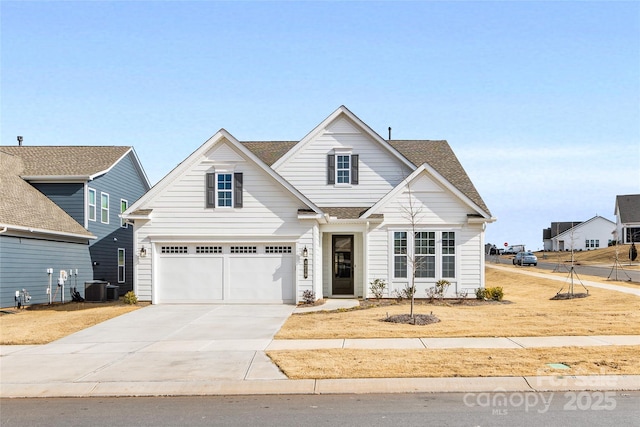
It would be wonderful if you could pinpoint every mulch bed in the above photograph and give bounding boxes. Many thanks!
[383,313,440,325]
[550,292,590,300]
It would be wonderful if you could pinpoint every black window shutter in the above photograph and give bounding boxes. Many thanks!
[234,172,243,208]
[206,173,215,208]
[351,154,359,185]
[327,154,335,184]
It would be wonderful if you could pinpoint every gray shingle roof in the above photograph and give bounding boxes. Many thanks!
[616,194,640,223]
[240,139,491,216]
[0,146,131,177]
[388,140,490,215]
[240,141,297,166]
[0,151,94,237]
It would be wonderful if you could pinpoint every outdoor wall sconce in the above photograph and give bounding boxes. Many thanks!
[302,246,308,279]
[139,245,147,257]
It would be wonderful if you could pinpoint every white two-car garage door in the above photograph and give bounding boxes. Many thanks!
[156,244,295,304]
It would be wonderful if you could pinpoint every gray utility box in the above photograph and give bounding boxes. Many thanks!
[106,284,119,301]
[84,280,109,302]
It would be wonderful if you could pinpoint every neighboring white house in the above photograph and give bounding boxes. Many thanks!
[123,106,495,304]
[614,194,640,244]
[543,216,615,252]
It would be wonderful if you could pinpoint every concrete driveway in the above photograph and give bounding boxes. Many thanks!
[1,304,295,388]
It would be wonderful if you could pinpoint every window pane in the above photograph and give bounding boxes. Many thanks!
[217,174,233,207]
[336,155,350,184]
[415,255,435,278]
[101,194,109,223]
[442,232,455,254]
[442,256,455,278]
[394,232,407,254]
[394,255,407,278]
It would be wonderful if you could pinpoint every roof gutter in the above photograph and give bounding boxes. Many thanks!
[0,223,96,240]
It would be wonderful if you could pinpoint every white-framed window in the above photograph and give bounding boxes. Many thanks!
[391,230,456,279]
[117,248,125,283]
[217,173,233,207]
[415,231,436,278]
[88,188,96,221]
[393,232,407,278]
[327,152,358,185]
[336,154,351,184]
[101,192,109,224]
[442,232,456,278]
[120,199,128,228]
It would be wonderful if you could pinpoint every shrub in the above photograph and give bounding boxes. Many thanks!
[475,287,504,301]
[369,279,387,300]
[302,290,316,305]
[426,279,450,301]
[123,291,138,305]
[392,284,415,302]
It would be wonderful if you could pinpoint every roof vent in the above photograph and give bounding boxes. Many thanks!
[388,127,391,140]
[17,136,23,146]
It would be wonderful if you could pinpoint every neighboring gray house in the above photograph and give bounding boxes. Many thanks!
[0,146,150,307]
[542,216,615,252]
[614,194,640,244]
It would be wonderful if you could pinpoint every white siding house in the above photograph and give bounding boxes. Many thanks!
[124,106,494,304]
[546,216,615,252]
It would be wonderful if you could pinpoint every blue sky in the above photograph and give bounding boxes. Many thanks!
[2,1,639,250]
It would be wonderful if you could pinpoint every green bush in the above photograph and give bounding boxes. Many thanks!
[475,287,504,301]
[123,291,138,305]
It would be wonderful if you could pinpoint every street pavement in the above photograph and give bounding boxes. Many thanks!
[1,270,639,398]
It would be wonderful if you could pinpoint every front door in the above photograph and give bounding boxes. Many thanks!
[332,235,354,295]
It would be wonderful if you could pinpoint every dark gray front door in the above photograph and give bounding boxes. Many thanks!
[332,235,354,295]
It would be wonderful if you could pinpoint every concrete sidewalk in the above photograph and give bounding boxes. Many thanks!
[2,332,639,398]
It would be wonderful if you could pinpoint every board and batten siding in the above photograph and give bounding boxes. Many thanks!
[87,152,148,293]
[275,117,412,207]
[133,141,316,302]
[0,235,92,308]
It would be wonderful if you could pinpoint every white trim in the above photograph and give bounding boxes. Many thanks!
[124,129,321,217]
[272,105,414,171]
[100,192,109,224]
[0,223,96,240]
[88,188,97,222]
[120,199,128,228]
[362,164,493,220]
[118,248,126,283]
[215,172,233,208]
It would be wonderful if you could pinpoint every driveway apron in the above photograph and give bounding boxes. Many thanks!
[0,304,295,386]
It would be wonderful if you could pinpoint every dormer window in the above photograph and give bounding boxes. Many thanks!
[327,151,359,185]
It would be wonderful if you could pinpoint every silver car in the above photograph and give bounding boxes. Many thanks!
[513,251,538,266]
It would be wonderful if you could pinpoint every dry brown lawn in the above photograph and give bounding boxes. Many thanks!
[268,346,640,379]
[0,300,145,345]
[534,245,640,268]
[276,268,640,339]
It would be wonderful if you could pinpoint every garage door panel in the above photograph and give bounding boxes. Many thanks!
[227,256,294,302]
[158,256,223,303]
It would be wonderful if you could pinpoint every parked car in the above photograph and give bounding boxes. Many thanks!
[513,251,538,266]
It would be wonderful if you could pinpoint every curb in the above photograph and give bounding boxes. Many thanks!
[2,375,639,398]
